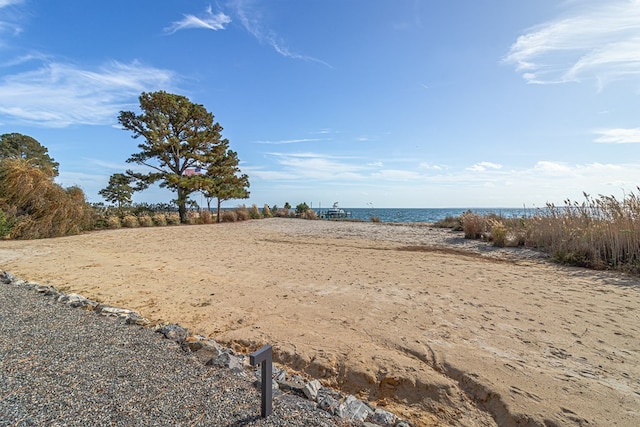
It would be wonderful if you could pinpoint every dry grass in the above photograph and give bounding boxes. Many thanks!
[152,213,167,226]
[464,190,640,273]
[221,210,237,222]
[461,211,486,239]
[138,215,154,227]
[121,215,140,228]
[248,204,262,219]
[235,205,249,221]
[0,159,92,239]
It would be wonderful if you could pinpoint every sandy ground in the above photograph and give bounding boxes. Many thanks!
[1,218,639,426]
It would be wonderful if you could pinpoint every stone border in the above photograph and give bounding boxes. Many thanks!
[0,270,412,427]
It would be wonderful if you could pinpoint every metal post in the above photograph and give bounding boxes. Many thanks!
[249,345,273,418]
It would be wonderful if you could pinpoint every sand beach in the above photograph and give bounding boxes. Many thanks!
[1,218,638,426]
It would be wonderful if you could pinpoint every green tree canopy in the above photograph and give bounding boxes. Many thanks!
[118,91,232,223]
[296,202,310,214]
[0,133,59,177]
[200,145,250,222]
[99,173,134,210]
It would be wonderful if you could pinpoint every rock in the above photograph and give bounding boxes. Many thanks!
[373,408,397,426]
[125,313,150,326]
[395,422,412,427]
[0,271,16,284]
[35,285,58,296]
[317,388,341,413]
[58,293,98,309]
[303,379,322,401]
[99,306,138,318]
[274,368,287,382]
[335,395,374,423]
[155,324,189,343]
[183,335,205,352]
[206,352,244,372]
[277,376,307,397]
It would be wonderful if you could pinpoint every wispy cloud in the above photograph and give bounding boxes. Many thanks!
[0,60,176,127]
[504,1,640,85]
[164,6,231,34]
[0,0,24,7]
[594,128,640,144]
[419,162,446,170]
[466,161,502,172]
[230,0,332,68]
[263,152,367,180]
[254,138,324,145]
[0,0,24,42]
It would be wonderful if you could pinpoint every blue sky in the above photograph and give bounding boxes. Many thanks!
[1,0,639,208]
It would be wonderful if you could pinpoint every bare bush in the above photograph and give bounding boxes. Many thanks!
[222,210,237,222]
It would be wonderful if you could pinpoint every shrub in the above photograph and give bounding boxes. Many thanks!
[0,159,92,239]
[370,216,381,223]
[222,210,237,222]
[461,211,485,239]
[488,218,507,247]
[138,215,154,227]
[249,204,262,219]
[433,215,462,230]
[106,216,121,229]
[296,202,310,214]
[201,210,213,224]
[235,205,249,221]
[166,213,181,225]
[262,204,272,218]
[0,209,13,238]
[121,215,140,228]
[186,210,200,224]
[304,209,318,220]
[152,213,167,226]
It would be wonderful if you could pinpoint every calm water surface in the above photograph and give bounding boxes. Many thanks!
[321,208,534,223]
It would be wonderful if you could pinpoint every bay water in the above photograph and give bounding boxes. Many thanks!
[324,208,533,223]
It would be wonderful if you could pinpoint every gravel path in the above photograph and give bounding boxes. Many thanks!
[0,280,355,427]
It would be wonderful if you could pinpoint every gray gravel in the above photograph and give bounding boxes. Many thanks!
[0,281,355,427]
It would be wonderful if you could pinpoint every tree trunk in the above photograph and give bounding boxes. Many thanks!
[177,188,188,223]
[216,198,222,223]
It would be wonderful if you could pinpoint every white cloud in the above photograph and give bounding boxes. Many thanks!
[466,161,502,172]
[419,162,446,170]
[594,128,640,143]
[0,61,176,127]
[533,160,572,174]
[164,6,231,34]
[266,152,366,180]
[505,1,640,85]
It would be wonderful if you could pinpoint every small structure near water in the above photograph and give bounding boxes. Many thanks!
[320,202,351,219]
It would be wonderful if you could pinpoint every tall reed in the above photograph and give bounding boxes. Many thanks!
[471,190,640,273]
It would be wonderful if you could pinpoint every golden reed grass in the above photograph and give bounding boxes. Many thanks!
[462,190,640,273]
